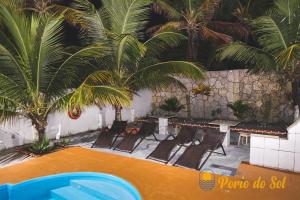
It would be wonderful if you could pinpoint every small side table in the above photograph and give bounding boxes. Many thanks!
[209,120,240,147]
[238,132,251,146]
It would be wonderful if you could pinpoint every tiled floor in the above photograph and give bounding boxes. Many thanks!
[0,130,250,176]
[73,131,250,176]
[0,149,32,168]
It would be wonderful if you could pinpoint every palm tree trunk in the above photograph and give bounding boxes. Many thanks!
[187,29,198,61]
[31,116,48,142]
[115,105,122,121]
[292,80,300,121]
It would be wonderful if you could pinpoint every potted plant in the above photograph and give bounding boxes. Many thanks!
[159,97,185,116]
[228,100,252,121]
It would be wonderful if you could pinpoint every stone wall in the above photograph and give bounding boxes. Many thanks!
[152,69,293,122]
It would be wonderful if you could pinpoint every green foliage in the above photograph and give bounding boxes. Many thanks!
[151,0,250,62]
[218,0,300,113]
[69,0,205,120]
[228,100,251,120]
[192,84,212,96]
[159,97,185,113]
[218,0,300,76]
[27,137,52,155]
[0,1,130,141]
[54,139,70,148]
[211,108,222,118]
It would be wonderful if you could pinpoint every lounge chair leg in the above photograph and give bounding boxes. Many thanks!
[91,134,101,148]
[152,134,159,141]
[167,145,183,164]
[130,138,145,153]
[221,145,226,156]
[198,150,214,170]
[110,134,121,148]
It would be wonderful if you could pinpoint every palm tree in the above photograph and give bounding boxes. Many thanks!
[218,0,300,121]
[232,0,274,22]
[0,0,129,142]
[70,0,206,121]
[151,0,249,61]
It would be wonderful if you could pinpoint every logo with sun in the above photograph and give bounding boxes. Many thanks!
[199,169,216,191]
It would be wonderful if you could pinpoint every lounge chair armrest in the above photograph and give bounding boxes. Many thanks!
[164,134,175,140]
[191,138,201,145]
[127,128,139,135]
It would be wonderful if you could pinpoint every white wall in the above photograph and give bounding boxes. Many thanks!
[102,90,153,127]
[0,90,152,149]
[250,119,300,173]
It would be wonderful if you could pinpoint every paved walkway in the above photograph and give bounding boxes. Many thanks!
[0,131,249,176]
[0,149,31,168]
[0,147,299,200]
[71,131,250,176]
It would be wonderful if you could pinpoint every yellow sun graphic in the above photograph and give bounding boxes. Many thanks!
[201,172,213,181]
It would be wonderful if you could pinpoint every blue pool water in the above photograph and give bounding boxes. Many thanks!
[0,172,142,200]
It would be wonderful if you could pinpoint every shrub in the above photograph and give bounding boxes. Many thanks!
[228,100,252,121]
[54,139,70,148]
[160,97,185,114]
[211,108,222,119]
[27,137,53,155]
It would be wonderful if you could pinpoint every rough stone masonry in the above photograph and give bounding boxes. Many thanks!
[152,69,293,123]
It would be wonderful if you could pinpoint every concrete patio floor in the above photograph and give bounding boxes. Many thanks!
[0,130,250,176]
[73,130,250,176]
[0,147,299,200]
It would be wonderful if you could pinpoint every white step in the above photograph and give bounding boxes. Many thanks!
[71,180,136,200]
[51,186,101,200]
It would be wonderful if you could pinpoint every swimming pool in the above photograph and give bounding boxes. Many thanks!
[0,172,142,200]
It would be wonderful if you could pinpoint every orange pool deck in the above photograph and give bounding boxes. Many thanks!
[0,147,299,200]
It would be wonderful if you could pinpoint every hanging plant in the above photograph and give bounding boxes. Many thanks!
[192,84,212,96]
[68,107,82,120]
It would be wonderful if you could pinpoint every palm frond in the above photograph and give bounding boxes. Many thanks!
[138,61,205,81]
[201,0,221,21]
[252,16,288,55]
[149,21,184,34]
[273,0,300,24]
[46,43,110,93]
[67,0,107,42]
[0,95,18,122]
[134,74,187,91]
[0,1,31,65]
[70,70,131,108]
[151,0,181,20]
[0,44,31,91]
[217,42,277,73]
[102,0,150,37]
[277,44,300,69]
[201,26,232,43]
[208,21,250,41]
[116,35,146,72]
[0,73,26,103]
[144,32,186,57]
[30,15,65,93]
